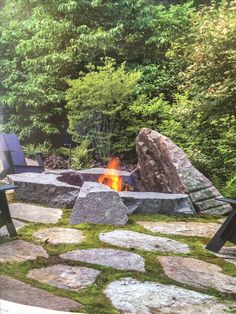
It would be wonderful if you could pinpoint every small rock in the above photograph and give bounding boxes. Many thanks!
[158,256,236,295]
[27,264,100,291]
[33,227,84,244]
[137,221,220,237]
[0,275,81,311]
[0,240,48,262]
[70,182,129,226]
[9,203,62,224]
[0,219,27,237]
[105,277,236,314]
[99,230,189,253]
[60,248,145,272]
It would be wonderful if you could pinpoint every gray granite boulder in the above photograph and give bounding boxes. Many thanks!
[0,275,82,311]
[70,182,129,225]
[8,172,80,208]
[135,128,231,215]
[120,191,195,215]
[60,248,145,272]
[105,277,236,314]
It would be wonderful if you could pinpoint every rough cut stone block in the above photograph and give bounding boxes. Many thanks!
[70,182,129,226]
[120,191,195,215]
[105,277,236,314]
[158,256,236,295]
[8,172,80,208]
[0,240,48,263]
[27,264,100,291]
[0,275,82,311]
[135,128,232,215]
[60,248,145,272]
[9,203,62,224]
[99,230,189,253]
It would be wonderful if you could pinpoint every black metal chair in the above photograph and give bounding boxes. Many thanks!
[0,133,44,179]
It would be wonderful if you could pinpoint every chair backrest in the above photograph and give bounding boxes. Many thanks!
[0,133,27,167]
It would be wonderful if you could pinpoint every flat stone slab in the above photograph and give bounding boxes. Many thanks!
[120,191,195,215]
[70,182,129,226]
[8,172,80,208]
[33,227,84,244]
[105,277,236,314]
[9,203,62,224]
[137,221,220,237]
[27,264,100,291]
[211,246,236,266]
[0,275,82,311]
[60,248,145,272]
[158,256,236,295]
[0,240,48,263]
[99,230,190,253]
[0,219,27,237]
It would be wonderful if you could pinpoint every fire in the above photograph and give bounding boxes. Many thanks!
[98,157,123,192]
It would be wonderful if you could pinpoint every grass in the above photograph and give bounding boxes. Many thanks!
[1,199,236,313]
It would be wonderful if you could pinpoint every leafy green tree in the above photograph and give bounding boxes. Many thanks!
[66,58,141,160]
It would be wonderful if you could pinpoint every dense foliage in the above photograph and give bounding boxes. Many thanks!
[0,0,235,195]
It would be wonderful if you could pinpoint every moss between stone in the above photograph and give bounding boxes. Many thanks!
[1,205,236,313]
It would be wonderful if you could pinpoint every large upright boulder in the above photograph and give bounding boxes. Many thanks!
[135,128,231,215]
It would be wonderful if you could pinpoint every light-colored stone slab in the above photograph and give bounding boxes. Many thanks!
[60,248,145,272]
[33,227,84,244]
[0,275,82,311]
[99,230,190,253]
[137,221,220,238]
[105,277,236,314]
[0,219,27,237]
[213,246,236,266]
[27,264,100,291]
[9,203,62,224]
[158,256,236,295]
[0,240,48,262]
[70,182,129,226]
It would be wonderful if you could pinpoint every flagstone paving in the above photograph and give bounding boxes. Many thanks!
[60,248,146,272]
[158,256,236,295]
[137,221,220,237]
[212,246,236,265]
[9,202,62,224]
[0,275,82,312]
[33,227,85,244]
[27,264,101,291]
[0,240,48,263]
[0,219,28,237]
[99,230,190,253]
[104,277,236,314]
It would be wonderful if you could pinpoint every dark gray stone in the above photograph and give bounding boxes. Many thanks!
[0,275,82,311]
[135,128,232,215]
[70,182,129,225]
[8,172,80,208]
[120,191,195,215]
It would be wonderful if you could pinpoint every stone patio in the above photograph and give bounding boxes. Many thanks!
[0,201,235,313]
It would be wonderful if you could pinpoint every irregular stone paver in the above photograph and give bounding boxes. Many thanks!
[0,219,27,237]
[33,227,84,244]
[158,256,236,295]
[60,248,145,272]
[70,182,129,226]
[0,240,48,262]
[0,275,82,311]
[137,221,220,237]
[214,246,236,266]
[105,277,236,314]
[9,203,62,224]
[27,264,100,291]
[99,230,190,253]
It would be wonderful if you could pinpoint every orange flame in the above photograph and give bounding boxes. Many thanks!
[98,157,123,192]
